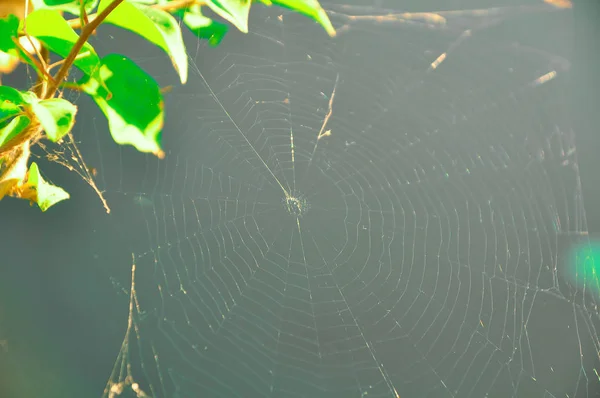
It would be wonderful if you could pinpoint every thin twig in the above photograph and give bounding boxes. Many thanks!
[34,47,50,100]
[57,82,84,91]
[47,51,92,72]
[11,38,55,86]
[20,0,48,83]
[24,35,46,69]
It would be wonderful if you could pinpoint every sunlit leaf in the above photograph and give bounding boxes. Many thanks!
[0,85,28,107]
[25,9,100,76]
[0,101,22,124]
[98,0,188,84]
[177,5,228,46]
[29,98,77,142]
[268,0,335,37]
[79,54,164,158]
[30,0,99,16]
[0,88,34,148]
[0,115,30,148]
[204,0,251,33]
[19,162,70,211]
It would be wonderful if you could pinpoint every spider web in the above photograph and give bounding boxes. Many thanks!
[90,1,600,397]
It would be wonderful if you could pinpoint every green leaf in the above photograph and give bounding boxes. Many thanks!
[29,98,77,142]
[204,0,251,33]
[79,54,164,157]
[0,14,19,52]
[0,86,28,107]
[25,9,100,76]
[98,0,188,84]
[21,162,70,211]
[179,5,228,46]
[0,87,38,125]
[30,0,99,16]
[0,103,22,125]
[0,115,30,148]
[269,0,335,37]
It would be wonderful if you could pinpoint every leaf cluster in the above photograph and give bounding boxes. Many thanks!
[0,0,334,211]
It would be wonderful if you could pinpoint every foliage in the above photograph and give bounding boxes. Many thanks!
[0,0,334,212]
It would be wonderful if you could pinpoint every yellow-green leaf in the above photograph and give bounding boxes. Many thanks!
[30,98,77,142]
[30,0,99,16]
[25,9,100,76]
[98,0,188,84]
[0,115,30,148]
[179,5,228,46]
[204,0,251,34]
[21,162,70,211]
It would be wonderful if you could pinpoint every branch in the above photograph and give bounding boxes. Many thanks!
[0,0,124,157]
[45,0,126,100]
[1,0,208,177]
